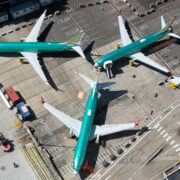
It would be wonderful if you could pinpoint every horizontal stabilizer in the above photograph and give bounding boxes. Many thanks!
[72,46,85,59]
[98,82,116,90]
[167,32,180,39]
[79,73,96,88]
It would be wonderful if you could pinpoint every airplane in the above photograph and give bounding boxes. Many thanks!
[41,73,140,175]
[0,10,85,85]
[94,10,180,88]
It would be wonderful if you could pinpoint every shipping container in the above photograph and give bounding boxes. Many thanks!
[5,87,20,105]
[0,11,8,23]
[16,102,31,119]
[10,0,35,19]
[39,0,53,7]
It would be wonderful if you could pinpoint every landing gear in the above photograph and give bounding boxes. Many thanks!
[103,60,113,79]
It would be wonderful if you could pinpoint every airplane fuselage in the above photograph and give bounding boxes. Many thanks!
[96,31,167,67]
[0,42,74,52]
[73,84,98,174]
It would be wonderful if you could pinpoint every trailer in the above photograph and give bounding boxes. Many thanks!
[5,87,20,105]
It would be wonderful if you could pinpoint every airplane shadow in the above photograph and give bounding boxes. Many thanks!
[38,21,54,42]
[125,20,135,42]
[79,89,131,179]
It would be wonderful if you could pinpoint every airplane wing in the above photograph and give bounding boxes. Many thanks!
[130,52,171,74]
[20,52,49,84]
[42,100,82,137]
[118,10,132,47]
[25,10,46,42]
[89,120,140,140]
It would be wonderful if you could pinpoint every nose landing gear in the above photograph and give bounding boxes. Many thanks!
[103,60,113,79]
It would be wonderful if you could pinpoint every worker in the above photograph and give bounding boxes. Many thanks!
[13,162,18,168]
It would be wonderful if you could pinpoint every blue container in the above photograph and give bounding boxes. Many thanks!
[16,102,31,119]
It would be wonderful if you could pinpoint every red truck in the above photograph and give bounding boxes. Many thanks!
[5,87,20,105]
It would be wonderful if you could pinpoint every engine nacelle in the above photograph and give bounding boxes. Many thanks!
[103,60,113,69]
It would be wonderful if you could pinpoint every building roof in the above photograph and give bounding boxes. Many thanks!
[10,0,34,13]
[163,168,180,180]
[0,11,8,17]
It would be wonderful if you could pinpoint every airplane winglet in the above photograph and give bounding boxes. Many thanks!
[41,96,45,104]
[118,10,122,16]
[135,119,140,126]
[168,71,172,75]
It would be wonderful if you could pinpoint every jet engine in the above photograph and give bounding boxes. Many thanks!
[103,60,113,79]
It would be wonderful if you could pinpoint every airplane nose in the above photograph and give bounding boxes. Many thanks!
[73,169,79,175]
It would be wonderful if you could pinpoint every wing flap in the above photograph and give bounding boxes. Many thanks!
[43,102,82,137]
[131,52,171,74]
[20,52,49,84]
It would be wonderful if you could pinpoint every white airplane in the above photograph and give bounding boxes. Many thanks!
[94,11,180,88]
[41,73,140,174]
[0,10,85,85]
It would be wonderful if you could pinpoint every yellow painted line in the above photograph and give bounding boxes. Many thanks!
[135,153,141,158]
[112,176,117,180]
[143,146,147,151]
[125,163,131,169]
[155,134,160,139]
[149,140,154,145]
[119,169,125,174]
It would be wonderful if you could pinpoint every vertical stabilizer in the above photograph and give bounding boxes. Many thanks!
[160,16,176,33]
[160,16,166,30]
[67,31,85,59]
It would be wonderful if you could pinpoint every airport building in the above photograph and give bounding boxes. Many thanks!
[0,11,8,23]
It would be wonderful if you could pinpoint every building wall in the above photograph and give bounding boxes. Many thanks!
[10,1,35,19]
[39,0,53,7]
[0,12,8,23]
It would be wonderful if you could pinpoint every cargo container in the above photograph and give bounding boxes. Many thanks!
[16,102,31,119]
[5,87,20,105]
[10,0,35,19]
[39,0,53,7]
[0,11,8,23]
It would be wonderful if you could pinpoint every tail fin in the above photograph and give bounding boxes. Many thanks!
[79,73,96,88]
[67,30,84,45]
[161,16,180,39]
[79,73,115,89]
[67,31,86,59]
[160,16,176,33]
[160,16,166,30]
